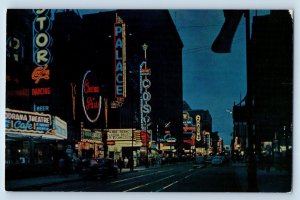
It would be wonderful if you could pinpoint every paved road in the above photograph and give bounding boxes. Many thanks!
[34,163,242,192]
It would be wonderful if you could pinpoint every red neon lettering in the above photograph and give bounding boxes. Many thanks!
[84,80,99,94]
[32,87,51,96]
[85,97,100,111]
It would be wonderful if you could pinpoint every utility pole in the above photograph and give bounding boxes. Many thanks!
[245,10,258,192]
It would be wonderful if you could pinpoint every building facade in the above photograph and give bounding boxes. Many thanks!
[232,11,293,162]
[6,9,183,177]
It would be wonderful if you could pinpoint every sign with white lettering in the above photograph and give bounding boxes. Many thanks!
[82,70,102,123]
[107,129,133,141]
[32,9,51,65]
[5,108,51,134]
[52,116,68,139]
[81,129,102,141]
[140,58,152,130]
[7,36,21,62]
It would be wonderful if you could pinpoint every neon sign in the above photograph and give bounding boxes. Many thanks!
[7,36,21,62]
[5,108,51,134]
[31,65,50,84]
[82,70,102,123]
[114,15,126,98]
[140,44,152,130]
[31,87,51,96]
[196,115,201,141]
[32,9,52,84]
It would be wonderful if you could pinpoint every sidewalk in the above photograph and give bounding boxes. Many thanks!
[232,162,292,192]
[5,165,148,191]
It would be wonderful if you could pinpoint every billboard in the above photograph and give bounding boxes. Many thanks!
[107,129,133,141]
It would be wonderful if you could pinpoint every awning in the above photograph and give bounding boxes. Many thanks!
[6,131,66,142]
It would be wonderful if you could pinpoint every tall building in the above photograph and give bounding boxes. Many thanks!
[182,109,213,155]
[232,11,293,156]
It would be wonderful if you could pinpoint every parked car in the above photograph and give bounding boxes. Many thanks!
[79,158,118,179]
[211,156,223,166]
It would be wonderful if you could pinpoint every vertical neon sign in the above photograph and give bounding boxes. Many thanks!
[114,14,126,99]
[32,9,52,84]
[196,115,201,141]
[140,44,152,131]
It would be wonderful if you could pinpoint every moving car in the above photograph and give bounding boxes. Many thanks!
[211,156,223,166]
[97,158,119,179]
[193,156,205,168]
[79,158,118,179]
[205,156,214,164]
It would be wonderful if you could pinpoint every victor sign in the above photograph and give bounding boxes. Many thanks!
[82,70,102,123]
[32,9,52,84]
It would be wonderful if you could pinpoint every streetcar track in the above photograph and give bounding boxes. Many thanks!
[124,174,176,192]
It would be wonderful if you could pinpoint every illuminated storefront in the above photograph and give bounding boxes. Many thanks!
[106,129,142,165]
[5,108,67,178]
[78,129,103,159]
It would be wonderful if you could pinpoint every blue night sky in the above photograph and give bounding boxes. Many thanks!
[169,10,248,144]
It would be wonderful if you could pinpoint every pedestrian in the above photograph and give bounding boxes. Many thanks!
[58,157,65,176]
[124,157,129,168]
[128,157,134,171]
[265,152,272,173]
[117,157,124,173]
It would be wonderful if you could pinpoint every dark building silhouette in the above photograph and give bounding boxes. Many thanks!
[232,10,293,154]
[250,10,293,143]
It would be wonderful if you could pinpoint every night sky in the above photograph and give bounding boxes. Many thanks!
[169,10,248,144]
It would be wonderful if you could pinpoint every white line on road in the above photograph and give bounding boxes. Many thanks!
[111,169,174,184]
[124,174,176,192]
[155,168,200,192]
[156,181,179,192]
[184,174,193,179]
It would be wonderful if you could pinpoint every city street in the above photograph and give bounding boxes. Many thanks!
[24,162,243,192]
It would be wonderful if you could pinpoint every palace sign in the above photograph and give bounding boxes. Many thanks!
[114,15,126,98]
